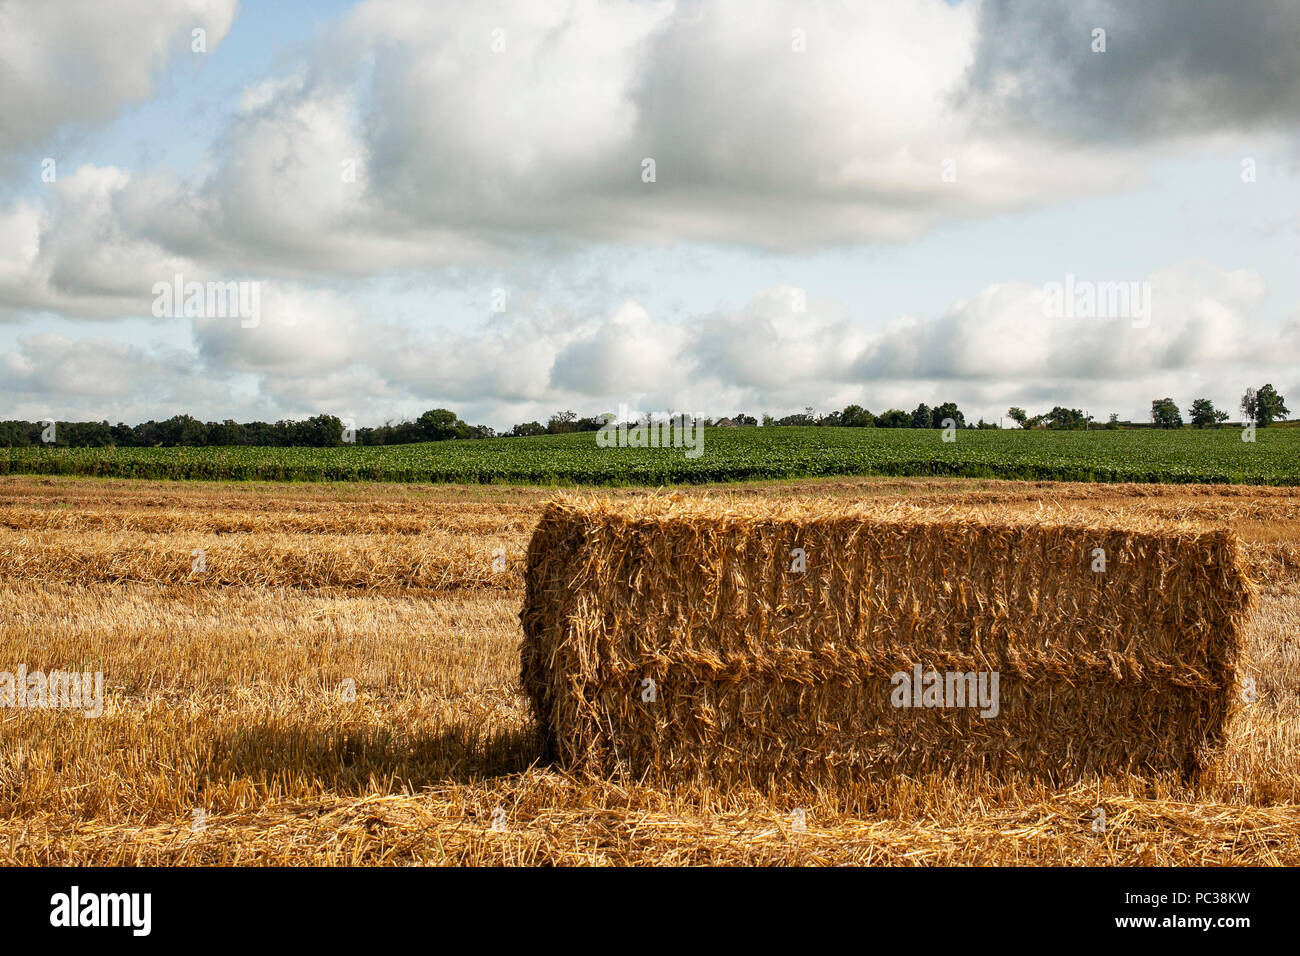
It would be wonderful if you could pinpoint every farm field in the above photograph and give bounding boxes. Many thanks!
[2,474,1298,865]
[5,425,1300,486]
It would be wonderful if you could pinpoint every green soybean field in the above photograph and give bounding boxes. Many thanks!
[3,426,1298,486]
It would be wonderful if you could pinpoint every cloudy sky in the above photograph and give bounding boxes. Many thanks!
[1,0,1297,430]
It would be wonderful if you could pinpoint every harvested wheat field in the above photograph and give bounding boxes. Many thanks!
[1,475,1298,865]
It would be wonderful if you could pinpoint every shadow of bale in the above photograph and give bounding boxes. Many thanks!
[201,718,546,792]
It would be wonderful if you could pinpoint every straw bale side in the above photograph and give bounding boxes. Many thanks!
[520,496,1256,785]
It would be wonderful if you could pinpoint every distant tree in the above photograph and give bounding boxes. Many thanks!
[242,421,279,446]
[910,403,932,429]
[1238,384,1288,425]
[0,422,30,446]
[207,419,246,446]
[1237,387,1258,424]
[418,408,468,441]
[818,410,843,427]
[508,421,546,437]
[840,404,875,428]
[1254,384,1290,426]
[931,401,965,429]
[59,420,114,447]
[302,414,344,446]
[1105,413,1120,430]
[1188,398,1224,428]
[1038,406,1089,430]
[547,410,579,434]
[109,422,136,446]
[1150,397,1183,429]
[876,408,911,428]
[776,410,816,426]
[732,413,757,427]
[393,423,419,445]
[761,414,776,427]
[154,414,209,446]
[276,415,343,446]
[1007,406,1086,430]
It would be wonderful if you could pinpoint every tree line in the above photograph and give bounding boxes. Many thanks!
[0,400,987,448]
[1009,386,1289,431]
[2,386,1287,448]
[1147,385,1287,429]
[522,401,989,434]
[0,411,493,449]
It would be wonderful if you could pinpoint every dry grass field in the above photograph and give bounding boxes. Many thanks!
[1,475,1298,865]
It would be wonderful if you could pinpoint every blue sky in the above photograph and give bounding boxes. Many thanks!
[2,0,1298,430]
